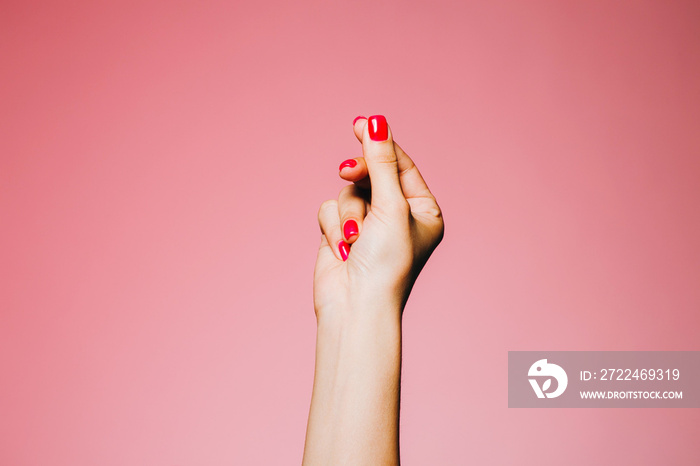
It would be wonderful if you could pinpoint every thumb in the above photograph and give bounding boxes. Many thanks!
[361,115,405,211]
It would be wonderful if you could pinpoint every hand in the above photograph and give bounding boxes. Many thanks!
[314,115,444,319]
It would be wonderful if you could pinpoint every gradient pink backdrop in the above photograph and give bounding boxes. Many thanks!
[2,1,699,464]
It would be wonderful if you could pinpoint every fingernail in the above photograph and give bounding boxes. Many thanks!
[339,159,357,171]
[343,219,359,240]
[353,115,367,125]
[338,240,350,261]
[368,115,388,141]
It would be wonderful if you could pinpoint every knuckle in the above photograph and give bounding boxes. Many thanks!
[339,186,364,212]
[339,184,355,199]
[385,197,410,216]
[398,162,418,177]
[370,153,398,165]
[319,199,337,211]
[427,203,443,220]
[317,199,337,218]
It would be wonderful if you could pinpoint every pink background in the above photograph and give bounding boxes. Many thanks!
[2,1,699,464]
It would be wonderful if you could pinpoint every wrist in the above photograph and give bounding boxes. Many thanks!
[316,292,404,331]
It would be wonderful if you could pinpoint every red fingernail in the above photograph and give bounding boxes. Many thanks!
[353,115,367,125]
[368,115,388,141]
[338,240,350,261]
[339,159,357,171]
[343,219,359,240]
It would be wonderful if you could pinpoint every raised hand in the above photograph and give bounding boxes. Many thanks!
[314,115,444,317]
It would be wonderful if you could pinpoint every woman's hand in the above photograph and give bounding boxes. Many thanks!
[314,115,444,319]
[303,115,444,466]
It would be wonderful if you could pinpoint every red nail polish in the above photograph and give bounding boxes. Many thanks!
[343,219,359,239]
[353,115,366,125]
[338,240,350,261]
[339,159,357,171]
[368,115,388,141]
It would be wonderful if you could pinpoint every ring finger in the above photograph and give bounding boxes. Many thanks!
[337,184,368,244]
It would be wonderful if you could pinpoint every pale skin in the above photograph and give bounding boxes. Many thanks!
[302,115,444,465]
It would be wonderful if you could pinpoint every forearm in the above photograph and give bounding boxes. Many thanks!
[302,300,402,465]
